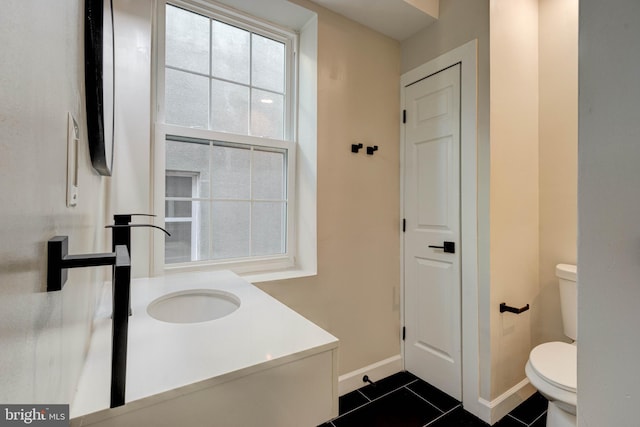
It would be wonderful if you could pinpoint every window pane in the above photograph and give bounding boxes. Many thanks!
[211,20,250,84]
[165,175,193,198]
[212,201,250,259]
[211,79,249,135]
[165,202,210,263]
[251,34,285,93]
[211,145,250,199]
[165,200,192,218]
[166,5,209,74]
[165,221,192,264]
[252,202,286,256]
[252,149,285,200]
[251,89,284,139]
[165,69,209,128]
[166,139,209,198]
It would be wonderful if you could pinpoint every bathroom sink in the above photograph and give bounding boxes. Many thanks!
[147,289,240,323]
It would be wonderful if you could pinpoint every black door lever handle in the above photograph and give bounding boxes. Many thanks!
[428,241,455,253]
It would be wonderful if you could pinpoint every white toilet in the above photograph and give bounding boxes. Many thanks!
[525,264,577,427]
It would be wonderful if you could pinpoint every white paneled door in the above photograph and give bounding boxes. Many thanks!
[403,64,461,400]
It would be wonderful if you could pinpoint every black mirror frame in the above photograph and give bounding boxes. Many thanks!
[85,0,115,176]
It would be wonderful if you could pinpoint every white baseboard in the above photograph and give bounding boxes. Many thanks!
[338,355,403,396]
[477,378,537,424]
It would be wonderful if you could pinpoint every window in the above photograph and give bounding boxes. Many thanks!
[155,0,297,272]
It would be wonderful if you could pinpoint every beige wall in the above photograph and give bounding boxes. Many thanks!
[490,0,578,400]
[258,0,402,375]
[0,0,108,403]
[489,0,540,398]
[536,0,578,346]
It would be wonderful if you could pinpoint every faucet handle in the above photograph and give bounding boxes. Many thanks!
[114,213,156,225]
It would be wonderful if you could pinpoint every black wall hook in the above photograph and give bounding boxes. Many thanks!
[351,143,363,153]
[366,145,379,155]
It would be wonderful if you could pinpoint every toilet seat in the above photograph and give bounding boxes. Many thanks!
[529,342,576,393]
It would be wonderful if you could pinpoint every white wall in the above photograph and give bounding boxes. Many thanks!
[109,0,154,277]
[0,0,108,404]
[578,0,640,424]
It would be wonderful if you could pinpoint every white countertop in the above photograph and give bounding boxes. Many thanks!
[71,270,338,419]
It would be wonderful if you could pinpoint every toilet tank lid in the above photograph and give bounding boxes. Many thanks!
[556,264,577,281]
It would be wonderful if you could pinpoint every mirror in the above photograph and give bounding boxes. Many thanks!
[85,0,114,176]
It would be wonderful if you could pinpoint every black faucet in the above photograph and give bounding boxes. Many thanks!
[105,214,170,316]
[47,217,169,408]
[106,213,170,254]
[47,236,131,408]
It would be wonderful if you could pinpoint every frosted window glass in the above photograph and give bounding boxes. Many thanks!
[165,202,210,263]
[165,200,192,218]
[252,202,286,256]
[251,34,285,93]
[195,202,211,261]
[166,5,210,74]
[165,69,209,128]
[165,222,192,263]
[211,145,250,199]
[251,89,284,139]
[211,20,250,84]
[166,139,209,198]
[211,79,249,135]
[252,150,285,200]
[212,201,250,259]
[165,175,192,198]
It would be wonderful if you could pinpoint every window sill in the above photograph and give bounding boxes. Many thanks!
[160,256,316,284]
[240,268,317,284]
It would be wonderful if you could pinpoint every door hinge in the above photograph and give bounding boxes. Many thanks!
[402,110,406,124]
[402,218,406,233]
[402,326,406,341]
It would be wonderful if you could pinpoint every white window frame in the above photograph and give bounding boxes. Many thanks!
[152,0,298,275]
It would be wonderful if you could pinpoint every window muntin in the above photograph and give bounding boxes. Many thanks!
[157,1,296,270]
[164,4,287,139]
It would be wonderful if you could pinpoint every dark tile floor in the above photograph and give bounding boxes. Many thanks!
[318,371,548,427]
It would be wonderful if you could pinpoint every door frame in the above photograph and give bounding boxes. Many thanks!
[400,40,481,418]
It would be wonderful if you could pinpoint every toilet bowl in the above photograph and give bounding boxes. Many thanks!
[525,342,576,427]
[526,264,577,427]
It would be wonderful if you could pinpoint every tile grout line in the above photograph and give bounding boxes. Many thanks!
[356,389,371,402]
[422,404,463,427]
[331,377,420,422]
[506,414,529,426]
[404,385,447,414]
[359,379,420,404]
[527,410,547,427]
[327,375,547,427]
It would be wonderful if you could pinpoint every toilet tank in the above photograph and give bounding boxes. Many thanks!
[556,264,577,341]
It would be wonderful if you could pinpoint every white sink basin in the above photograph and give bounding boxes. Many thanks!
[147,289,240,323]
